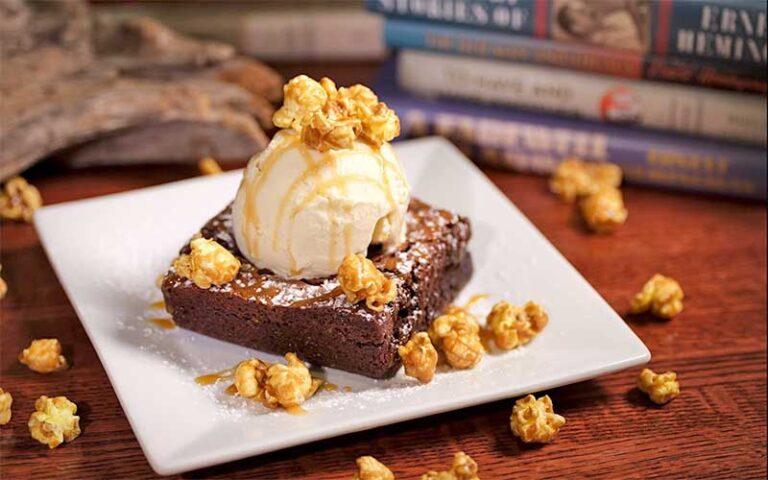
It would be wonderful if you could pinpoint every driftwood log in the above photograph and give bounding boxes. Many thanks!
[0,0,283,180]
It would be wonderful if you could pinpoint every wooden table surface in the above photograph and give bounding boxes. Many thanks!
[1,65,766,479]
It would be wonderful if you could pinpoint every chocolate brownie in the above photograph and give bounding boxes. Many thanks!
[161,199,472,379]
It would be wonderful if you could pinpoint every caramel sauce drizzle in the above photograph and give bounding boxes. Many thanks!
[285,405,307,416]
[195,368,234,386]
[150,300,165,309]
[148,317,176,329]
[241,134,303,260]
[225,384,238,396]
[289,286,344,308]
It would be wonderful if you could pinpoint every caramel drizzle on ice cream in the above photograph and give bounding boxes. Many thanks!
[238,130,406,277]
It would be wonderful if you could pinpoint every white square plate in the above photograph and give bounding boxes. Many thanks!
[35,137,649,475]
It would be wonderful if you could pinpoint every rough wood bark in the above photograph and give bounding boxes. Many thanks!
[56,121,265,166]
[0,0,280,180]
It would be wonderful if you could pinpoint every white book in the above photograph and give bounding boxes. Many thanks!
[397,50,767,146]
[239,11,387,61]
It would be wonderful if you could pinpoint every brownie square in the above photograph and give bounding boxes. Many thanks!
[161,199,472,379]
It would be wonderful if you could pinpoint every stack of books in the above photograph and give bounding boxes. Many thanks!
[366,0,767,200]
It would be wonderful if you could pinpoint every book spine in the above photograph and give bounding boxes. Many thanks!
[396,50,767,146]
[374,76,767,200]
[384,19,767,93]
[369,0,767,67]
[653,0,767,66]
[366,0,542,36]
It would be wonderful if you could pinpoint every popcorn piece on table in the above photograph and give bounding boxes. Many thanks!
[173,237,241,289]
[428,311,484,369]
[421,451,479,480]
[630,273,684,319]
[198,157,223,175]
[398,332,438,384]
[0,264,7,299]
[28,396,81,449]
[354,455,395,480]
[273,75,399,152]
[338,254,397,312]
[0,388,12,425]
[234,358,270,399]
[264,353,315,409]
[579,186,628,233]
[510,394,566,444]
[486,300,548,350]
[637,368,680,405]
[549,159,622,203]
[19,338,68,374]
[0,176,43,223]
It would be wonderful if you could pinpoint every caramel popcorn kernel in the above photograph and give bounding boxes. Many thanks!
[354,456,395,480]
[264,353,314,409]
[428,312,483,369]
[28,396,81,449]
[173,237,241,289]
[273,74,329,132]
[549,159,622,203]
[198,157,223,175]
[0,388,12,425]
[0,176,43,223]
[421,451,479,480]
[486,300,548,350]
[398,332,438,384]
[510,394,566,443]
[0,264,7,300]
[579,186,628,233]
[234,358,270,399]
[631,273,684,319]
[302,107,359,151]
[338,254,397,312]
[19,339,68,374]
[273,75,400,151]
[638,368,680,405]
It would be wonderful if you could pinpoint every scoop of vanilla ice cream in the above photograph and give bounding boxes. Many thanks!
[232,129,410,279]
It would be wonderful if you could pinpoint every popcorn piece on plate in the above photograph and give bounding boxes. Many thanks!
[398,332,438,384]
[354,455,395,480]
[637,368,680,405]
[486,300,548,350]
[173,237,241,289]
[0,388,12,425]
[428,311,484,369]
[28,396,81,449]
[0,176,43,223]
[234,358,270,399]
[19,338,68,374]
[510,394,566,443]
[264,353,315,409]
[579,186,628,233]
[421,451,479,480]
[338,254,397,312]
[630,273,684,319]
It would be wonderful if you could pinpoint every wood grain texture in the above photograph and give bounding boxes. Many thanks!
[1,65,766,480]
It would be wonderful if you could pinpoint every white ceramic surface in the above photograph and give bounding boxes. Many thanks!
[35,137,649,475]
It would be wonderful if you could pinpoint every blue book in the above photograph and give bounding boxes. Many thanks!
[383,18,767,93]
[368,0,768,67]
[374,61,767,200]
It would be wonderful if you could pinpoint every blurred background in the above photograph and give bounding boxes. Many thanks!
[2,0,766,200]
